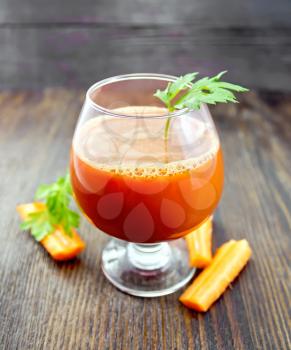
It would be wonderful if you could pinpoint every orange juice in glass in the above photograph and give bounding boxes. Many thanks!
[70,74,224,296]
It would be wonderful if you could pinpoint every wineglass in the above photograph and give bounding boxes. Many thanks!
[70,73,224,297]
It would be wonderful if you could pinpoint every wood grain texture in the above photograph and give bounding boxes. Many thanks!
[0,0,290,89]
[0,89,290,350]
[0,26,291,90]
[0,0,290,26]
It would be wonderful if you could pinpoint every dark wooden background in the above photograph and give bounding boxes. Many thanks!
[0,0,290,349]
[0,0,290,90]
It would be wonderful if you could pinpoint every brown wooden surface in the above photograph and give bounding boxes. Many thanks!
[0,0,291,90]
[1,26,291,91]
[0,89,290,350]
[1,0,290,25]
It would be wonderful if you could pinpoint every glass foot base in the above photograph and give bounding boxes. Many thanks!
[101,238,195,297]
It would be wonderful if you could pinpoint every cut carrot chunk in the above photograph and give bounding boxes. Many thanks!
[180,239,252,312]
[17,203,85,261]
[185,217,213,268]
[41,226,85,261]
[17,202,46,218]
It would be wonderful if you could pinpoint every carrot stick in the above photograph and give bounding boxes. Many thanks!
[17,203,85,261]
[180,239,252,312]
[17,202,46,217]
[185,217,213,268]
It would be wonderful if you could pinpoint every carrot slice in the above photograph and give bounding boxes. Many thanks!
[180,239,252,312]
[17,203,85,261]
[185,217,213,268]
[17,202,46,218]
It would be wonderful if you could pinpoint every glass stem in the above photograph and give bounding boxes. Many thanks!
[127,243,172,270]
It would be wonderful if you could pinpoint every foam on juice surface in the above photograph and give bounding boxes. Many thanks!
[73,106,219,177]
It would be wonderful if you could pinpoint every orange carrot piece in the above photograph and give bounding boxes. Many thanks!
[180,239,252,312]
[16,203,85,261]
[17,202,46,218]
[41,226,85,261]
[185,217,213,268]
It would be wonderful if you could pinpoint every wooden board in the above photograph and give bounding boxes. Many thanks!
[0,26,291,90]
[0,0,290,26]
[0,89,290,349]
[0,0,291,89]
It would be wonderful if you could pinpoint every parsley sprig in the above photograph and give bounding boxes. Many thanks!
[154,71,248,139]
[20,174,80,241]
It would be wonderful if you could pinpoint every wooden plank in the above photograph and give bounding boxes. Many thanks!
[0,89,290,349]
[0,0,290,26]
[0,26,290,90]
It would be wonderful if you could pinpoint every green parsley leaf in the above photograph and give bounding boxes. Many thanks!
[21,173,80,240]
[154,73,198,110]
[21,210,54,241]
[154,71,249,140]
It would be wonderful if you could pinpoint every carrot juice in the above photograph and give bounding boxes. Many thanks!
[70,106,224,243]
